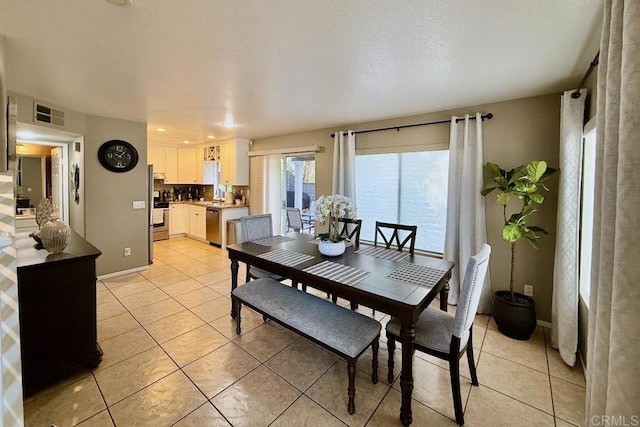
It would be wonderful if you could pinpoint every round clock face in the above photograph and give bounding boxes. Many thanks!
[98,140,139,172]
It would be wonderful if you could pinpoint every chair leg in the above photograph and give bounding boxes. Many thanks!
[371,336,379,384]
[235,300,242,335]
[301,283,307,292]
[350,301,358,311]
[386,332,396,383]
[245,266,251,284]
[448,358,465,426]
[326,292,331,299]
[291,281,299,289]
[347,361,357,415]
[467,331,479,386]
[332,294,338,304]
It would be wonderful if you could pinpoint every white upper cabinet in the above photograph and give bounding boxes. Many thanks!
[219,139,249,186]
[148,146,165,173]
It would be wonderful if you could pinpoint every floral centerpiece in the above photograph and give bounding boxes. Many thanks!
[314,195,356,255]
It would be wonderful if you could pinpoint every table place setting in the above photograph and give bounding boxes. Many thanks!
[257,248,314,266]
[355,245,409,262]
[387,263,449,288]
[251,235,296,246]
[303,260,371,285]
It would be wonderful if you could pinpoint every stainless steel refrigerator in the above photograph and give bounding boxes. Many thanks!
[147,165,153,264]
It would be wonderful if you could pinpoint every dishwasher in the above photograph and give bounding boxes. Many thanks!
[206,207,221,246]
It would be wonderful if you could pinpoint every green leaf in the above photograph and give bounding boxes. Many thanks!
[502,224,522,242]
[486,162,502,177]
[514,181,537,194]
[530,193,544,204]
[527,161,547,182]
[492,176,509,188]
[527,225,549,235]
[496,192,510,205]
[481,186,498,196]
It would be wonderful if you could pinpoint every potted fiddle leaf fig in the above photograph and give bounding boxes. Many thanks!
[481,160,558,340]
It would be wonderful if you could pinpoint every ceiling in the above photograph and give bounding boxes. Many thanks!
[1,0,602,146]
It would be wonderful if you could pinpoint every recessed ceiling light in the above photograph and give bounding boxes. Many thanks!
[207,135,216,139]
[182,140,190,144]
[222,122,236,128]
[106,0,132,6]
[154,127,167,132]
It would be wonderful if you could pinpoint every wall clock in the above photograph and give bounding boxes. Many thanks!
[98,140,139,172]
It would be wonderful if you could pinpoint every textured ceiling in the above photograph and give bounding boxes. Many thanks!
[1,0,602,145]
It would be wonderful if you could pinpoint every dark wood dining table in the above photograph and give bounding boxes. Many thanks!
[227,232,454,426]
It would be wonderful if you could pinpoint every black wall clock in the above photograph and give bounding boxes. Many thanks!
[98,140,139,172]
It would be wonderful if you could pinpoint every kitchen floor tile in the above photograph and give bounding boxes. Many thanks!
[97,311,139,342]
[551,376,586,426]
[173,286,223,308]
[116,287,170,311]
[76,410,114,426]
[189,295,233,322]
[24,375,106,427]
[547,346,586,387]
[306,360,389,427]
[96,299,127,322]
[211,365,301,427]
[109,370,206,427]
[94,346,178,406]
[234,322,300,362]
[173,402,231,426]
[271,395,345,427]
[143,309,205,343]
[193,270,233,286]
[464,385,555,427]
[367,389,456,427]
[183,341,260,398]
[94,327,157,372]
[129,298,186,325]
[160,278,205,297]
[482,328,549,373]
[161,324,229,367]
[109,279,158,300]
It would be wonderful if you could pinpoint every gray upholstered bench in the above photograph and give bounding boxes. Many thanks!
[231,278,381,414]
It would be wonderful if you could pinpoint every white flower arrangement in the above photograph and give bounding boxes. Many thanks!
[314,194,356,242]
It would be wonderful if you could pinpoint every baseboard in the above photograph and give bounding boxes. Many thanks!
[98,265,149,280]
[537,320,552,328]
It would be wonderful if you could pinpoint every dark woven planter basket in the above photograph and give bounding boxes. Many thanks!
[492,290,537,340]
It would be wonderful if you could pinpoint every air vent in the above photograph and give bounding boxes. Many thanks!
[33,101,65,127]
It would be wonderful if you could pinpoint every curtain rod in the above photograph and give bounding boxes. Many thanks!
[330,113,493,138]
[571,51,599,99]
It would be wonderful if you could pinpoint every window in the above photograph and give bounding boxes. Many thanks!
[579,129,597,307]
[355,150,449,253]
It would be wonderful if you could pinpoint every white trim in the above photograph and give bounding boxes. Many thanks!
[356,142,448,155]
[248,145,319,157]
[537,319,552,328]
[97,265,148,280]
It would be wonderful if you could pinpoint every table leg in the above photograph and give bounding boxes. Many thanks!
[439,280,450,312]
[230,259,239,318]
[400,323,415,426]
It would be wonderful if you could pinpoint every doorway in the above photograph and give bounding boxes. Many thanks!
[281,155,315,234]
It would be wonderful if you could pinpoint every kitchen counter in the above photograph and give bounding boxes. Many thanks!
[168,200,249,209]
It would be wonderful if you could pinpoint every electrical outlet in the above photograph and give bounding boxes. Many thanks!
[523,284,534,296]
[124,247,131,256]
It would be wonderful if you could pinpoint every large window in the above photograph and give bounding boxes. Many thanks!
[579,130,597,307]
[355,150,449,253]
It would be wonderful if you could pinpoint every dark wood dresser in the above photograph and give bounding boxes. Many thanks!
[16,230,102,396]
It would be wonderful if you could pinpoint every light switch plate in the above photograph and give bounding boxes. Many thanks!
[133,201,146,209]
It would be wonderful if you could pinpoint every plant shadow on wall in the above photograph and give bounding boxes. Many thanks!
[481,161,558,340]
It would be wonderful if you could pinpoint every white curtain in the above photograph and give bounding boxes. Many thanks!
[551,89,586,367]
[444,113,492,313]
[586,0,640,423]
[332,131,356,201]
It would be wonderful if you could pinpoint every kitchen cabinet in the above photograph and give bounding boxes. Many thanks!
[188,204,207,240]
[148,146,165,174]
[169,203,188,235]
[219,139,249,186]
[177,148,197,183]
[165,147,178,183]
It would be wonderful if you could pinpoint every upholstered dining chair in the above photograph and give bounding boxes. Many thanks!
[386,244,491,426]
[374,221,417,253]
[240,214,287,283]
[286,207,314,234]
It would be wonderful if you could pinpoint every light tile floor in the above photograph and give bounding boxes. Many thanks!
[24,237,586,426]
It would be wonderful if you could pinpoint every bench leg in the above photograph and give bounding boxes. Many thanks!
[347,362,356,415]
[332,295,338,304]
[372,336,379,384]
[235,300,242,335]
[387,332,396,383]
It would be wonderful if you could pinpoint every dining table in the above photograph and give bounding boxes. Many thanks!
[227,232,454,426]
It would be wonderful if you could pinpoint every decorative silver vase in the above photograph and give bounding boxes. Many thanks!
[40,219,71,254]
